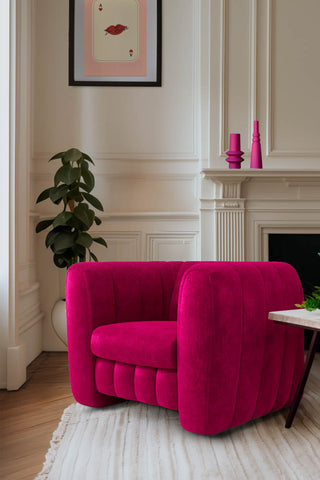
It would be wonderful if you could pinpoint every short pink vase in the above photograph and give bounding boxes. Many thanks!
[225,134,244,169]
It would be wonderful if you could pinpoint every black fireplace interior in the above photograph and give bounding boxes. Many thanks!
[269,234,320,349]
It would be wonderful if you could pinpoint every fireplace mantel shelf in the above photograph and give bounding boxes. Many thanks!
[202,169,320,181]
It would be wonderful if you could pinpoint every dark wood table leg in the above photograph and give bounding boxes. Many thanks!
[285,330,320,428]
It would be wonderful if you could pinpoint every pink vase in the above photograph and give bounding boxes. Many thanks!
[225,134,244,169]
[250,121,263,169]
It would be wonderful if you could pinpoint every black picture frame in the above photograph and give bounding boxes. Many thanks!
[69,0,162,86]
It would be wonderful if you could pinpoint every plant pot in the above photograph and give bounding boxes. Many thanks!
[51,299,67,346]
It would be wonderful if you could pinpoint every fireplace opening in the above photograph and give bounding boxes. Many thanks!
[269,234,320,349]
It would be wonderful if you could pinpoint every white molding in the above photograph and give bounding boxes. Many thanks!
[202,168,320,179]
[192,0,201,160]
[216,209,245,261]
[254,222,320,262]
[249,0,258,145]
[146,232,199,261]
[31,172,198,182]
[13,1,41,382]
[218,0,227,157]
[32,153,200,163]
[19,312,43,335]
[96,231,142,261]
[218,0,258,156]
[8,0,17,360]
[267,150,320,158]
[247,206,320,213]
[0,0,19,389]
[266,0,273,156]
[199,0,211,167]
[32,211,200,221]
[200,199,216,211]
[7,343,26,390]
[20,281,40,298]
[265,0,320,159]
[20,317,42,365]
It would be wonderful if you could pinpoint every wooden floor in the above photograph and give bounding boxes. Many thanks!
[0,352,73,480]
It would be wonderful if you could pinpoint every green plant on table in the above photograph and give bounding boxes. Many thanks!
[35,148,107,269]
[296,286,320,312]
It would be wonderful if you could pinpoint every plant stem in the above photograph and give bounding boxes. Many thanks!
[68,199,75,212]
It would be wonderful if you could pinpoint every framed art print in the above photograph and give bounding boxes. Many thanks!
[69,0,162,86]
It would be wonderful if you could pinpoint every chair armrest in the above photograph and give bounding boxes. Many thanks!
[177,262,304,435]
[66,263,119,407]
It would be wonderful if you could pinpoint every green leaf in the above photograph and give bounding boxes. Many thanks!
[89,250,98,262]
[67,189,83,203]
[53,253,68,269]
[49,185,69,203]
[94,216,102,226]
[296,285,320,311]
[74,203,95,230]
[79,182,92,193]
[52,232,77,253]
[76,232,93,248]
[45,229,63,248]
[35,219,54,233]
[63,148,83,164]
[82,192,104,211]
[81,169,95,191]
[72,244,86,258]
[81,160,89,171]
[64,215,86,231]
[54,165,81,186]
[83,153,95,165]
[36,188,52,204]
[92,237,107,248]
[49,151,65,161]
[52,211,73,228]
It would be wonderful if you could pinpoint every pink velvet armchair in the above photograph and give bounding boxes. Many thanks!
[66,261,304,435]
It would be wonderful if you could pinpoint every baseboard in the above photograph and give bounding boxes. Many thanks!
[7,343,27,390]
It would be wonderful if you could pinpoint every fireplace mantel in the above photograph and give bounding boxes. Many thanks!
[200,169,320,262]
[202,168,320,184]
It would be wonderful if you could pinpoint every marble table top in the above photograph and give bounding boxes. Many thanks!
[268,309,320,331]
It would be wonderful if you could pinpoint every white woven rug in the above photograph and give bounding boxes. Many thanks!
[36,359,320,480]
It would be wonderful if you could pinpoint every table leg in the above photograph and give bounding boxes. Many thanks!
[285,330,320,428]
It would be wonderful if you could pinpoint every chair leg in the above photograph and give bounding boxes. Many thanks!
[285,330,320,428]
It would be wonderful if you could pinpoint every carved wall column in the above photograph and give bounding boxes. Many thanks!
[200,173,246,261]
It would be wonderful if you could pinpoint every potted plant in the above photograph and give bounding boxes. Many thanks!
[296,286,320,312]
[35,147,107,344]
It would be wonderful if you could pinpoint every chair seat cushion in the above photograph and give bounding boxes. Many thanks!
[91,321,177,370]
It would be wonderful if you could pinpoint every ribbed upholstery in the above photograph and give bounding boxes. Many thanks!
[66,261,304,435]
[95,359,178,410]
[177,262,304,434]
[169,262,197,320]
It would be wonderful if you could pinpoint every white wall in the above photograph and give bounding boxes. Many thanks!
[31,0,201,350]
[24,0,320,355]
[206,0,320,170]
[201,0,320,262]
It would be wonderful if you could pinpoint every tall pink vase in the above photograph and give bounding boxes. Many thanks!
[250,121,263,169]
[225,133,244,169]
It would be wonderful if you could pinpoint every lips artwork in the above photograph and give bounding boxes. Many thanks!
[104,24,128,36]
